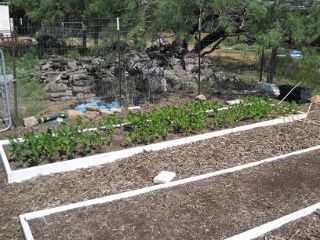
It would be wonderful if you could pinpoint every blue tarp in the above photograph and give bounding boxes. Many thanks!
[75,100,119,112]
[290,50,303,58]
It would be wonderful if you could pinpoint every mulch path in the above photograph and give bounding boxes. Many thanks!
[0,95,320,240]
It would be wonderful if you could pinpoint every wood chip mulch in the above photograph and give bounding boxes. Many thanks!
[0,100,320,240]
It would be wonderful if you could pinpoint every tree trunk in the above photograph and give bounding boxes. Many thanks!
[259,47,265,82]
[266,47,278,83]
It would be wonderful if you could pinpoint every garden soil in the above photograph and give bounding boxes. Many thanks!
[0,93,320,239]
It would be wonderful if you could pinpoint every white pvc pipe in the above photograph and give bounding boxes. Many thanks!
[226,202,320,240]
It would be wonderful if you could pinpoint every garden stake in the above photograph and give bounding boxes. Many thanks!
[303,102,313,126]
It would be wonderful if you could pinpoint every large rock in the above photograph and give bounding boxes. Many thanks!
[136,66,167,93]
[50,90,73,99]
[69,71,88,81]
[100,108,122,115]
[67,110,84,121]
[67,60,78,70]
[214,71,227,83]
[72,80,92,87]
[86,105,99,112]
[164,69,182,90]
[23,116,38,127]
[72,86,93,94]
[84,111,99,119]
[76,93,97,100]
[50,83,67,93]
[195,94,206,101]
[256,83,280,96]
[173,81,197,92]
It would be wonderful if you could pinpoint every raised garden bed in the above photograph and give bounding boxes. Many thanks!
[0,96,304,183]
[21,147,320,239]
[0,111,307,183]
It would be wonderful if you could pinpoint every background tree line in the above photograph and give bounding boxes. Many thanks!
[5,0,320,83]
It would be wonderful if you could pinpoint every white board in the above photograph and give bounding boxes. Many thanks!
[0,4,11,37]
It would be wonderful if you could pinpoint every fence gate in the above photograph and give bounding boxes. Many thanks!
[0,49,12,132]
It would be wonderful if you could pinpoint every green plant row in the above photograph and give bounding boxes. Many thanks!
[7,96,300,166]
[7,115,122,167]
[124,100,223,143]
[124,96,300,143]
[209,97,299,128]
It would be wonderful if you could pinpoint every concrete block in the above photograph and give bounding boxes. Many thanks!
[153,171,176,184]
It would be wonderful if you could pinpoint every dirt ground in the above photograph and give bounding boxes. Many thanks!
[0,93,320,239]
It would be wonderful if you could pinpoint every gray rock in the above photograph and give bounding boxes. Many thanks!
[50,83,67,93]
[72,80,92,87]
[214,71,227,83]
[67,60,78,70]
[228,76,241,83]
[255,83,280,96]
[71,86,93,94]
[23,116,38,127]
[185,64,195,73]
[174,81,197,92]
[164,69,181,89]
[195,94,207,101]
[50,90,73,99]
[136,66,167,93]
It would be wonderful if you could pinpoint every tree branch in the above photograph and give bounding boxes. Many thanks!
[200,36,226,57]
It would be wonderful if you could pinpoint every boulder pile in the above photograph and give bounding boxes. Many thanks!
[30,38,246,101]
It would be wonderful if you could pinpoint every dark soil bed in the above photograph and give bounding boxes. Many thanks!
[0,95,319,240]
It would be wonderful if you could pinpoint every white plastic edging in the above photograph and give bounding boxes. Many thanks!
[226,202,320,240]
[19,144,320,240]
[0,112,307,183]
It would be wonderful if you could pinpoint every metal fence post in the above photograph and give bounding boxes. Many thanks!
[117,17,122,107]
[198,17,202,95]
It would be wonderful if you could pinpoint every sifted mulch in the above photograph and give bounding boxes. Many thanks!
[0,96,320,240]
[256,210,320,240]
[29,149,320,240]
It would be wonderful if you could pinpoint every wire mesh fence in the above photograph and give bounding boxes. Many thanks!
[14,18,168,106]
[2,17,263,125]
